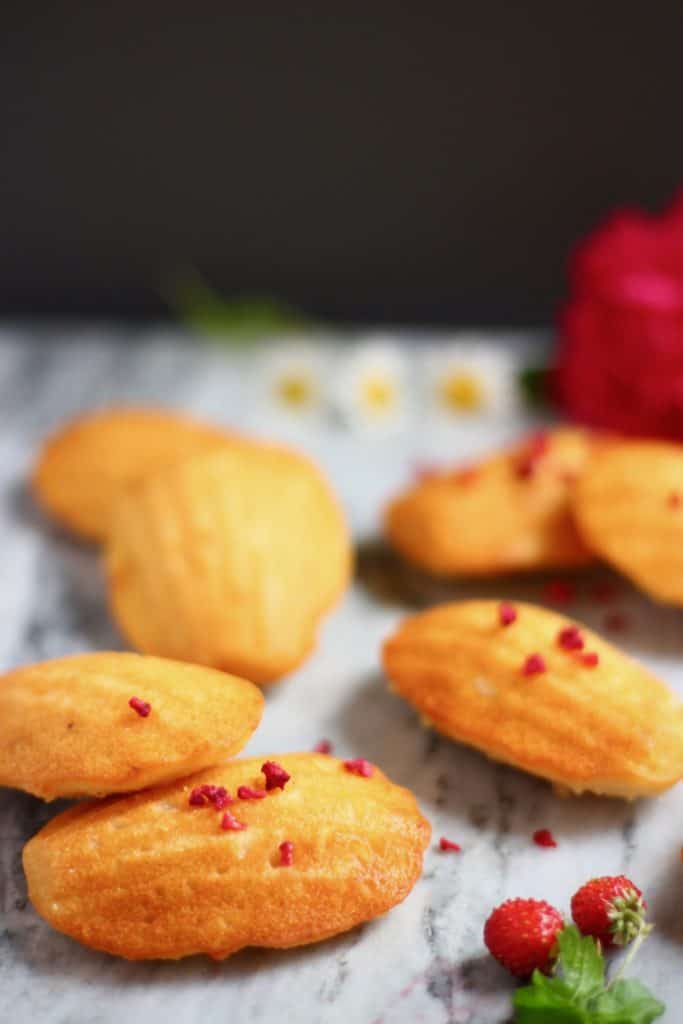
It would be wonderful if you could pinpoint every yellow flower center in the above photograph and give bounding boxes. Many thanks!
[274,373,315,408]
[360,375,397,414]
[439,371,485,413]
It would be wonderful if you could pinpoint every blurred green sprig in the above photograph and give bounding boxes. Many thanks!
[168,271,314,344]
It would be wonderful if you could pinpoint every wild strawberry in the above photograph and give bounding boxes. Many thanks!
[571,875,648,948]
[484,898,564,978]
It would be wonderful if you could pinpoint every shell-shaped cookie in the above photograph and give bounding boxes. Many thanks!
[0,652,263,800]
[383,600,683,797]
[32,407,229,541]
[23,753,430,959]
[105,442,351,683]
[573,440,683,606]
[385,429,593,576]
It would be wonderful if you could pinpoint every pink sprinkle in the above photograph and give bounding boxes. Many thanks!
[590,580,619,604]
[668,491,682,508]
[344,758,374,778]
[414,462,441,482]
[522,653,547,676]
[261,761,291,791]
[220,811,246,831]
[454,465,479,485]
[533,828,558,848]
[439,837,462,853]
[211,787,232,810]
[542,579,576,605]
[237,785,266,800]
[603,611,629,633]
[515,432,549,478]
[313,739,333,754]
[189,784,232,809]
[279,840,294,866]
[557,625,585,651]
[499,602,518,627]
[128,696,151,718]
[581,651,600,668]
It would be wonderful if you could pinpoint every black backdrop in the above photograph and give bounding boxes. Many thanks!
[2,3,683,324]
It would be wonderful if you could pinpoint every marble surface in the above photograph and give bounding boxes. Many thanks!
[0,328,681,1024]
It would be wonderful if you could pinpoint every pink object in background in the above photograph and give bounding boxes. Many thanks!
[556,189,683,439]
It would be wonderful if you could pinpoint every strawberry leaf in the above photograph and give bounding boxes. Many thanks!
[591,979,665,1023]
[555,926,605,1002]
[512,926,665,1024]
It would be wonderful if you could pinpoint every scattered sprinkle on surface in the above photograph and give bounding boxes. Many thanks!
[533,828,558,848]
[542,579,576,605]
[439,837,462,853]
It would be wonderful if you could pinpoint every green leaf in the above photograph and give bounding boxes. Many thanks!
[556,927,605,1002]
[167,271,313,343]
[512,927,665,1024]
[518,365,552,408]
[591,979,665,1023]
[513,977,589,1022]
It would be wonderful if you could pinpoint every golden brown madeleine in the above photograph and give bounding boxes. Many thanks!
[383,600,683,797]
[0,652,263,800]
[385,428,593,576]
[23,753,430,960]
[574,440,683,606]
[32,407,229,542]
[105,442,352,684]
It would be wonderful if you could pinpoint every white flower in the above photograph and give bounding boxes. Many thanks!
[332,339,408,430]
[423,340,521,419]
[254,341,325,418]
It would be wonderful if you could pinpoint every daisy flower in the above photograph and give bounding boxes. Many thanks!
[254,341,325,418]
[424,340,521,419]
[332,339,408,430]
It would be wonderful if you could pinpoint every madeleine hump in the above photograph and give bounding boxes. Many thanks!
[383,600,683,798]
[23,753,431,959]
[385,428,593,576]
[0,652,263,800]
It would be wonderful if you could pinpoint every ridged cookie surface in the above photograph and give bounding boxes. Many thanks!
[105,443,352,683]
[23,753,430,959]
[0,652,263,800]
[383,600,683,797]
[385,429,593,576]
[32,407,229,541]
[574,440,683,606]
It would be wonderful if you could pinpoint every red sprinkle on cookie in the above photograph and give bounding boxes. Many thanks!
[499,602,518,627]
[279,841,294,866]
[261,761,291,791]
[237,785,266,800]
[343,758,374,778]
[220,811,247,831]
[557,625,585,651]
[522,653,547,676]
[128,696,151,718]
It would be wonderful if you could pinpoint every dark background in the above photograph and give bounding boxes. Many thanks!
[2,3,683,325]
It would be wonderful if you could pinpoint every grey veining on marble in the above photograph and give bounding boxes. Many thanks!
[0,328,682,1024]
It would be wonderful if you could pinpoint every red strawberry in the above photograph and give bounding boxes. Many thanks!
[571,875,647,948]
[484,898,564,978]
